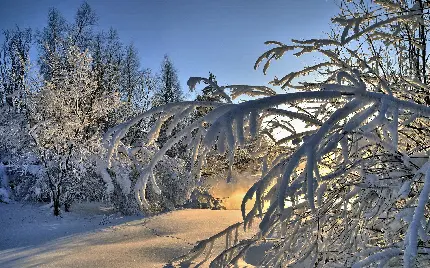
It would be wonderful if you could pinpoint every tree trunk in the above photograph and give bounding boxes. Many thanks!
[49,174,62,216]
[53,191,61,216]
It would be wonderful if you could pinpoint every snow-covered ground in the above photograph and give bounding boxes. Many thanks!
[0,202,256,267]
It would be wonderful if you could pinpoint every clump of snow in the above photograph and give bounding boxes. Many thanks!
[0,162,10,203]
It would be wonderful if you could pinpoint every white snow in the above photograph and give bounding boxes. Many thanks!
[0,203,257,268]
[0,202,139,251]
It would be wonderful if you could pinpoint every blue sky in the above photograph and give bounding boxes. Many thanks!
[0,0,339,97]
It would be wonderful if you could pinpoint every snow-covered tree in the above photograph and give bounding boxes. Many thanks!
[37,2,96,80]
[92,28,123,96]
[152,54,183,107]
[36,7,68,81]
[0,27,40,203]
[30,46,120,215]
[70,1,97,51]
[0,27,32,111]
[0,105,41,201]
[134,68,157,112]
[90,28,129,132]
[192,72,226,119]
[150,54,186,156]
[104,1,430,267]
[121,43,141,104]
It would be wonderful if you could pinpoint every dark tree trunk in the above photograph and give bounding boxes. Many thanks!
[52,190,61,216]
[49,173,62,216]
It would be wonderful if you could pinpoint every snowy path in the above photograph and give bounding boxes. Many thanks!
[0,203,254,267]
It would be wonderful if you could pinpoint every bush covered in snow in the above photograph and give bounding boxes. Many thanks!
[105,1,430,267]
[105,144,194,214]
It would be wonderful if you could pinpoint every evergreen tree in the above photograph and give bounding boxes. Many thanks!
[70,1,97,51]
[92,28,123,95]
[135,68,157,112]
[193,72,225,118]
[36,8,68,81]
[151,55,184,153]
[121,43,140,104]
[0,27,32,110]
[152,54,182,107]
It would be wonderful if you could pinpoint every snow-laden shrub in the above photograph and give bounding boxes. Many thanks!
[11,163,49,201]
[106,144,194,214]
[105,1,430,267]
[0,106,45,202]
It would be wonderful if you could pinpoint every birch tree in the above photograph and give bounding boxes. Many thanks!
[30,46,120,215]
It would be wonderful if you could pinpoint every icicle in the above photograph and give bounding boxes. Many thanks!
[259,201,278,235]
[235,114,245,146]
[225,121,236,150]
[279,146,305,210]
[241,183,258,220]
[134,178,150,209]
[244,207,257,231]
[361,98,388,133]
[203,241,214,262]
[249,110,258,138]
[256,185,264,216]
[203,121,221,149]
[191,136,201,169]
[217,130,226,154]
[193,154,205,179]
[226,150,234,183]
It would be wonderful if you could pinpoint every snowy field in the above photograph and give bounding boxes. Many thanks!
[0,202,258,267]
